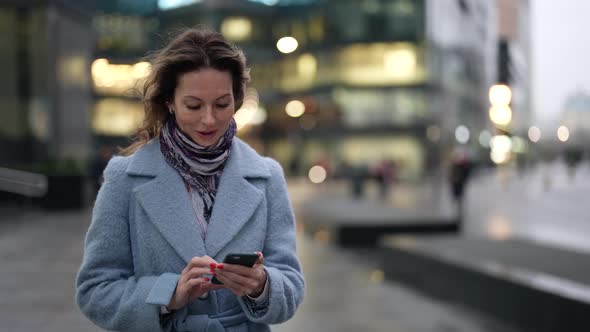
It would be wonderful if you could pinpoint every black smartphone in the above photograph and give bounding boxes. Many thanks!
[211,253,260,285]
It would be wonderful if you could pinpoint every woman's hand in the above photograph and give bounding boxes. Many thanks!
[168,256,225,310]
[212,252,267,297]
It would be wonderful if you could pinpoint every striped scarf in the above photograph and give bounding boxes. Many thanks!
[159,118,237,222]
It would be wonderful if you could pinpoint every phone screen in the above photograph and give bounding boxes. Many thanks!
[210,253,259,285]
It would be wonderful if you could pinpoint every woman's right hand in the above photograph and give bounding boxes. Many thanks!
[167,256,225,310]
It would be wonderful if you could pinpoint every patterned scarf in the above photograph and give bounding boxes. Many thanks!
[159,118,237,222]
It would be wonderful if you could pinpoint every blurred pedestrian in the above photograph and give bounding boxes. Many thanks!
[76,28,304,332]
[448,148,473,225]
[375,159,397,201]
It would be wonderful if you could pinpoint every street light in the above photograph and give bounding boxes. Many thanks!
[528,126,541,142]
[276,37,298,54]
[488,84,512,128]
[489,84,512,105]
[489,105,512,126]
[557,126,570,142]
[285,100,305,117]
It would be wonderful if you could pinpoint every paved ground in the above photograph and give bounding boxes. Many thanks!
[463,160,590,253]
[0,178,521,332]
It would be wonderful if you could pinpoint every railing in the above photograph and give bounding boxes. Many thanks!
[0,167,48,197]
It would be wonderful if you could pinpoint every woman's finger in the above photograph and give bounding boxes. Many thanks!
[184,267,211,280]
[215,270,263,296]
[213,273,248,296]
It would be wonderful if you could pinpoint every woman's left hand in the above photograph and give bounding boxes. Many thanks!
[212,251,267,297]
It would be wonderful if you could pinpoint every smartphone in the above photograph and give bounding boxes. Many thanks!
[211,253,260,285]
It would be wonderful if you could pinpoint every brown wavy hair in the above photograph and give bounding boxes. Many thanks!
[120,28,250,155]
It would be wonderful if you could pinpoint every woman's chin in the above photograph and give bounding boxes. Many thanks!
[191,135,219,147]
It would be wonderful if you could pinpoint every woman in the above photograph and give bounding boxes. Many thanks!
[76,28,305,332]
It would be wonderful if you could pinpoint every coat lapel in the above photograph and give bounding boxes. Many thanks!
[129,140,207,263]
[205,139,270,258]
[126,138,271,262]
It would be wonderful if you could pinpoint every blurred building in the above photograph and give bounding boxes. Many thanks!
[0,0,94,166]
[493,0,531,133]
[142,0,497,179]
[88,0,159,150]
[561,91,590,148]
[2,0,508,180]
[248,0,497,179]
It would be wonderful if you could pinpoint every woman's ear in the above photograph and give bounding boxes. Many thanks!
[166,101,175,115]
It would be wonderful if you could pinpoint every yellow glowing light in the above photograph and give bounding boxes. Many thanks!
[489,84,512,105]
[557,126,570,142]
[234,106,257,130]
[490,135,512,152]
[91,58,109,76]
[276,36,298,54]
[234,88,260,130]
[249,107,267,126]
[384,48,416,77]
[285,100,305,117]
[297,53,317,78]
[528,126,541,142]
[91,58,153,96]
[92,98,144,136]
[221,17,252,41]
[489,105,512,126]
[490,150,510,164]
[308,165,327,184]
[490,135,512,164]
[131,61,151,79]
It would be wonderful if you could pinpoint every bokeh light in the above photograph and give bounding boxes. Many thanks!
[276,36,298,54]
[557,126,570,142]
[528,126,541,142]
[489,84,512,105]
[455,125,470,144]
[308,165,327,184]
[285,100,305,117]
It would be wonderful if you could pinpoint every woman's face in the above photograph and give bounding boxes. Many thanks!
[170,68,235,147]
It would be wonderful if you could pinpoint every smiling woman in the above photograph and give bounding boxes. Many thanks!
[76,28,305,332]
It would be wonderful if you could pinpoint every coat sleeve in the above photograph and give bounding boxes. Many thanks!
[75,157,180,332]
[238,158,305,324]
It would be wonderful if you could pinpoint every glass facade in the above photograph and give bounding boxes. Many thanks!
[80,0,491,180]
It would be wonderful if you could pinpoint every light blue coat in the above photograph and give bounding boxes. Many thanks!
[76,138,305,332]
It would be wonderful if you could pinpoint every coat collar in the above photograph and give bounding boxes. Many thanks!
[127,137,270,262]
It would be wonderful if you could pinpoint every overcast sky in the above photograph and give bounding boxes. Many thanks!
[532,0,590,127]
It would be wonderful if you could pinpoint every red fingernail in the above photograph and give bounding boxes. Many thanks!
[204,277,210,282]
[217,264,224,270]
[210,263,217,268]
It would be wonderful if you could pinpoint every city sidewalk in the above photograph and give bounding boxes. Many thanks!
[0,194,517,332]
[290,176,456,223]
[291,159,590,253]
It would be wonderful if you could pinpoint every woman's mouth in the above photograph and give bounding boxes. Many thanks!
[197,130,216,137]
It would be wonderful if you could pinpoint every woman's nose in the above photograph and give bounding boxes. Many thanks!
[201,107,215,125]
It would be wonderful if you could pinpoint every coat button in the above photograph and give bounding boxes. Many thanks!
[199,291,209,300]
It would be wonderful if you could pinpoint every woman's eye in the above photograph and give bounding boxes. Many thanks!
[217,104,230,108]
[186,105,201,110]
